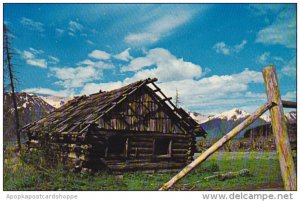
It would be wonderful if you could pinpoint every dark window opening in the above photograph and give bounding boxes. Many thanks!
[108,136,127,155]
[154,138,172,156]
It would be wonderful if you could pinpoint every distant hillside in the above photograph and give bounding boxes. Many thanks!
[4,92,54,144]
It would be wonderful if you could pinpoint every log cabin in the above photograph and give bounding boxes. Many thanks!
[22,78,206,173]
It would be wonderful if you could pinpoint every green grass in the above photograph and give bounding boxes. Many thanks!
[4,151,283,191]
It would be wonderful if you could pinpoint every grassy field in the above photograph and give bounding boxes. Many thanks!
[4,150,283,191]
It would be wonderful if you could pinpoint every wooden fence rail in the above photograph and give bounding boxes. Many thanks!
[159,66,296,191]
[282,100,297,108]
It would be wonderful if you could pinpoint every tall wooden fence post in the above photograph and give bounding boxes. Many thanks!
[262,66,296,190]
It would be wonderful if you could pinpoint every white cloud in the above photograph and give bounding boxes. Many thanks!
[80,81,123,95]
[81,68,264,114]
[68,20,83,34]
[125,33,159,44]
[51,66,102,89]
[248,4,283,15]
[22,49,47,68]
[156,68,264,113]
[22,48,60,68]
[77,59,114,69]
[55,28,64,36]
[68,32,75,37]
[256,52,270,64]
[86,40,95,45]
[23,87,70,97]
[213,42,230,55]
[124,9,197,45]
[48,56,60,64]
[26,59,47,68]
[20,17,44,32]
[88,50,111,60]
[281,57,296,77]
[121,48,202,82]
[23,51,34,59]
[213,40,247,56]
[29,48,44,54]
[234,40,247,52]
[282,91,296,101]
[114,48,133,61]
[256,5,296,48]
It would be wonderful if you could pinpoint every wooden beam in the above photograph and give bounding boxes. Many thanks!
[162,97,172,102]
[146,77,158,83]
[282,100,297,108]
[262,66,296,190]
[159,101,272,190]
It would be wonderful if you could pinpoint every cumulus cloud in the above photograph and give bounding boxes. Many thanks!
[121,48,202,82]
[79,68,264,114]
[80,81,123,95]
[24,87,70,97]
[114,48,133,62]
[213,40,247,55]
[88,50,111,60]
[256,5,296,48]
[155,68,264,113]
[20,17,44,32]
[50,66,102,89]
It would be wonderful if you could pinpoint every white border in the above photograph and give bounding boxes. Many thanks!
[1,1,299,200]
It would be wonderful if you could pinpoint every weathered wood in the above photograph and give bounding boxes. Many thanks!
[159,101,272,190]
[262,66,296,190]
[282,100,297,108]
[204,169,251,181]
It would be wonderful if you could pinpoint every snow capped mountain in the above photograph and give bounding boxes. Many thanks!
[4,92,54,144]
[285,111,296,124]
[189,112,209,124]
[189,108,296,139]
[214,108,250,121]
[39,95,72,108]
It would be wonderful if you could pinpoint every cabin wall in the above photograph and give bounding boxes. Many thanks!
[99,88,186,134]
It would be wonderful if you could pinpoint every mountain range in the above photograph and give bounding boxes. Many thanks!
[189,108,296,139]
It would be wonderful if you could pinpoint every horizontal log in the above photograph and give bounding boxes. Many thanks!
[106,162,184,171]
[129,147,153,152]
[172,149,188,154]
[130,142,153,147]
[282,100,297,108]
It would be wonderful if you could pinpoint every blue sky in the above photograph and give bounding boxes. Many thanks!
[4,3,296,114]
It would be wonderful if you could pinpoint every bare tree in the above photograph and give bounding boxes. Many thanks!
[175,88,181,107]
[3,24,21,151]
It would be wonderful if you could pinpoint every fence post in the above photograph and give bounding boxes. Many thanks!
[262,66,296,190]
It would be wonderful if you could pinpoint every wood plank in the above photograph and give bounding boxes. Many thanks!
[262,66,296,190]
